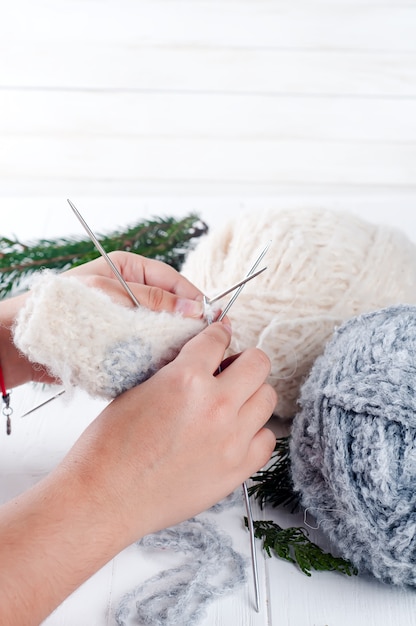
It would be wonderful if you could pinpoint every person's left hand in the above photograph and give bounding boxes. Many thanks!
[65,250,204,317]
[1,251,206,389]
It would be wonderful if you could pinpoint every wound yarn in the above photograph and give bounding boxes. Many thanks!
[115,516,247,626]
[182,208,416,418]
[13,271,205,399]
[290,304,416,586]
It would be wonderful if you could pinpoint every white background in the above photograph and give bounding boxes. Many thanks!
[1,1,416,625]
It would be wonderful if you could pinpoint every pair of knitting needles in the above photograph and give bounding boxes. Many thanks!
[70,201,269,612]
[26,200,270,612]
[202,236,270,614]
[71,201,269,611]
[69,199,267,317]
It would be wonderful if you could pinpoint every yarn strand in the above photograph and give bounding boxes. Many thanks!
[114,517,247,626]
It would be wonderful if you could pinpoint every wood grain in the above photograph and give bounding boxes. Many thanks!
[1,0,416,624]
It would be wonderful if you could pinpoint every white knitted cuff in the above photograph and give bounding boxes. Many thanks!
[13,271,206,399]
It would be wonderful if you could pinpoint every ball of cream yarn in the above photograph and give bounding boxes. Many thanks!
[182,208,416,418]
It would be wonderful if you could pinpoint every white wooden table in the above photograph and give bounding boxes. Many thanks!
[1,1,416,624]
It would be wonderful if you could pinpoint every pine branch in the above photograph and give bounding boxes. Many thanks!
[245,519,357,578]
[0,214,208,298]
[249,436,300,511]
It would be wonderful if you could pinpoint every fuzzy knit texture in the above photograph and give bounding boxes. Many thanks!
[115,508,247,626]
[13,271,206,399]
[182,208,416,418]
[290,304,416,586]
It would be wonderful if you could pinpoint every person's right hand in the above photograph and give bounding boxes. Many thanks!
[61,320,277,549]
[0,321,276,626]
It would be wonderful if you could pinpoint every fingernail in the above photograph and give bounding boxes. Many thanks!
[175,298,204,318]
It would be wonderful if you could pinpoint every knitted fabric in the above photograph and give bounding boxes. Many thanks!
[290,304,416,586]
[13,271,205,399]
[115,514,247,626]
[182,208,416,418]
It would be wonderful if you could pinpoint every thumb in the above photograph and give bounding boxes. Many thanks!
[177,321,232,373]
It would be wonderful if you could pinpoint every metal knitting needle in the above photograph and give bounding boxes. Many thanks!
[242,481,260,611]
[218,240,271,322]
[21,389,66,418]
[207,266,267,305]
[22,202,141,418]
[210,241,271,613]
[67,199,141,308]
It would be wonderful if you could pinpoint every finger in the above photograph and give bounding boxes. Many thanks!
[244,427,277,477]
[125,282,204,317]
[72,275,204,318]
[67,251,204,302]
[113,252,204,301]
[177,321,232,374]
[238,383,278,434]
[217,347,272,405]
[141,257,203,300]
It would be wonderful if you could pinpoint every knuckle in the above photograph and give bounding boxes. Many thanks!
[81,274,106,291]
[245,347,271,373]
[167,362,204,395]
[107,250,127,264]
[255,348,272,371]
[147,286,166,310]
[204,323,230,347]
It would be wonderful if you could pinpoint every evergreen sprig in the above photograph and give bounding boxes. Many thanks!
[249,436,300,511]
[0,214,208,298]
[245,518,357,578]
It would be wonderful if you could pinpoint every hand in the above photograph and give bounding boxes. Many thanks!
[0,322,276,625]
[61,322,277,544]
[0,251,205,389]
[65,250,204,317]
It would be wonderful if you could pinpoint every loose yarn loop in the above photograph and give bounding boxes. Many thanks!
[115,517,247,626]
[13,271,205,399]
[290,304,416,586]
[182,208,416,418]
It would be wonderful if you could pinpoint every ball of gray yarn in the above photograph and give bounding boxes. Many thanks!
[290,304,416,586]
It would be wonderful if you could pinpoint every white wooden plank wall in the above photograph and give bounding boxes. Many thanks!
[1,0,416,198]
[1,1,416,625]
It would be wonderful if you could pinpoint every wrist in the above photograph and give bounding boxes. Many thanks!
[0,292,37,389]
[0,461,126,626]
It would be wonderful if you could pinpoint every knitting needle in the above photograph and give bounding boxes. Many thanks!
[21,389,66,418]
[231,244,270,613]
[20,266,264,420]
[242,481,260,611]
[218,240,271,322]
[71,201,267,612]
[22,202,142,419]
[206,266,266,305]
[67,199,141,308]
[21,212,268,610]
[209,241,271,613]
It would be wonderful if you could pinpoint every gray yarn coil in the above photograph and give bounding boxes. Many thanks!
[115,516,247,626]
[290,304,416,586]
